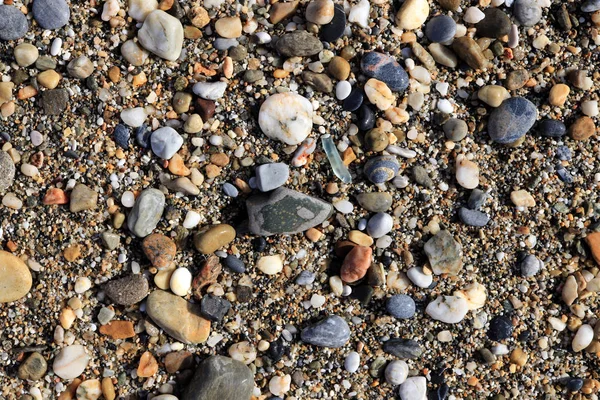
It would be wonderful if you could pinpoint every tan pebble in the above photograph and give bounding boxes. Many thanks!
[569,116,596,141]
[58,378,82,400]
[509,347,528,367]
[273,69,289,79]
[305,228,323,242]
[189,6,209,28]
[478,85,510,107]
[75,379,102,400]
[215,16,242,38]
[562,275,578,306]
[0,82,15,105]
[1,101,15,117]
[184,25,202,39]
[385,106,409,124]
[60,307,76,329]
[190,168,205,186]
[395,0,429,30]
[63,244,82,262]
[234,177,251,194]
[142,233,177,270]
[223,56,234,78]
[14,43,39,67]
[108,66,121,83]
[37,70,61,89]
[168,153,191,176]
[364,79,395,111]
[205,164,222,178]
[99,321,135,339]
[193,224,236,254]
[510,189,535,207]
[549,83,570,106]
[184,114,203,133]
[328,56,350,80]
[18,85,38,100]
[585,232,600,266]
[154,266,176,289]
[269,0,300,24]
[137,351,159,377]
[210,153,230,167]
[341,246,372,283]
[101,377,116,400]
[348,230,374,246]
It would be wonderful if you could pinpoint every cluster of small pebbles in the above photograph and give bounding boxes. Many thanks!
[1,0,600,399]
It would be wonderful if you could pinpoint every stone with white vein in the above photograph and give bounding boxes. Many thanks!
[258,92,313,145]
[426,295,469,323]
[53,345,89,379]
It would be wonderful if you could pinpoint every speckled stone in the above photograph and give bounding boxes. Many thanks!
[104,274,149,306]
[383,338,423,359]
[32,0,70,30]
[488,97,537,144]
[275,30,323,57]
[181,356,253,400]
[127,188,165,237]
[363,156,399,184]
[0,5,29,41]
[0,151,16,194]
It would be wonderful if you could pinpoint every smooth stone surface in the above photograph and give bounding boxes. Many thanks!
[0,151,16,194]
[224,255,246,273]
[255,162,290,192]
[383,338,423,359]
[135,125,152,148]
[537,119,566,137]
[67,56,94,79]
[150,127,183,159]
[356,192,392,212]
[0,251,32,303]
[452,36,487,70]
[425,15,456,43]
[341,245,372,283]
[583,0,600,12]
[386,294,416,319]
[14,43,39,67]
[128,188,165,237]
[104,274,149,305]
[488,97,537,144]
[247,187,333,236]
[514,0,542,26]
[193,224,236,254]
[424,230,463,275]
[342,88,364,111]
[357,104,376,131]
[120,107,147,128]
[53,345,89,380]
[320,4,346,42]
[367,213,393,238]
[33,0,70,30]
[466,188,486,210]
[364,156,399,184]
[395,0,430,30]
[258,92,313,145]
[69,183,98,212]
[399,377,427,400]
[306,0,334,25]
[181,356,254,400]
[458,207,489,227]
[192,81,228,100]
[18,352,47,381]
[41,89,69,115]
[138,10,184,61]
[361,52,409,93]
[385,360,408,385]
[519,253,543,277]
[475,8,511,38]
[146,290,211,344]
[443,118,468,141]
[426,295,469,323]
[275,30,323,57]
[114,124,130,149]
[300,315,350,348]
[0,5,29,41]
[487,315,513,341]
[344,351,360,373]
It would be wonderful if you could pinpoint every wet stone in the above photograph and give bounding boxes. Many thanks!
[114,124,130,149]
[135,125,153,148]
[357,104,376,131]
[320,4,346,42]
[467,189,487,210]
[383,338,423,359]
[342,88,364,111]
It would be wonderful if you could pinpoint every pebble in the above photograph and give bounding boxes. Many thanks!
[150,127,183,159]
[510,189,535,207]
[458,207,489,227]
[514,0,542,26]
[69,183,98,213]
[341,246,372,283]
[306,0,335,25]
[128,188,165,237]
[222,183,238,197]
[386,294,416,319]
[328,56,350,80]
[537,119,566,138]
[567,378,584,392]
[146,290,211,343]
[454,282,487,310]
[348,0,369,28]
[76,379,102,400]
[169,268,192,296]
[572,324,593,352]
[138,10,183,61]
[128,0,158,21]
[361,52,409,93]
[269,374,291,397]
[383,338,423,359]
[582,0,600,12]
[320,4,346,42]
[41,89,69,115]
[356,192,392,212]
[506,69,529,90]
[254,163,290,192]
[33,0,70,30]
[52,345,89,380]
[276,30,323,57]
[463,6,485,23]
[67,56,94,79]
[300,315,350,348]
[343,88,364,111]
[0,5,29,41]
[344,351,360,373]
[104,274,148,305]
[367,213,393,238]
[455,155,479,189]
[385,360,408,385]
[193,224,236,254]
[488,97,537,144]
[426,295,469,323]
[336,81,352,100]
[399,376,427,400]
[443,118,468,141]
[215,16,242,38]
[192,81,228,100]
[452,36,488,69]
[475,8,511,38]
[0,151,16,193]
[357,104,376,131]
[364,156,399,184]
[569,116,596,141]
[395,0,430,30]
[407,266,433,288]
[258,92,313,145]
[428,43,458,68]
[18,352,47,381]
[182,356,253,400]
[519,253,543,277]
[14,43,39,67]
[296,270,316,285]
[488,315,513,341]
[478,85,510,107]
[364,79,395,111]
[121,107,147,128]
[549,84,570,106]
[257,255,283,275]
[200,294,231,322]
[247,187,332,236]
[581,100,599,117]
[121,40,149,66]
[424,230,463,275]
[425,15,457,43]
[334,200,354,214]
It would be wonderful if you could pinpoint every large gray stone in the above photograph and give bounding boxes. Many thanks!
[488,97,537,144]
[246,187,332,236]
[181,356,254,400]
[300,315,350,348]
[32,0,70,30]
[127,188,165,237]
[0,5,29,41]
[275,30,323,57]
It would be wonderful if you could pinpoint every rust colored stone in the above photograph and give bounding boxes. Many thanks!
[142,233,177,270]
[43,188,69,205]
[340,246,372,283]
[99,321,135,339]
[192,255,222,298]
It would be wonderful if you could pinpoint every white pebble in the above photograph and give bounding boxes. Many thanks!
[53,345,89,379]
[268,374,291,397]
[50,38,63,56]
[2,193,22,209]
[581,100,599,117]
[121,107,147,127]
[21,163,39,177]
[437,99,453,114]
[426,295,469,324]
[74,277,92,294]
[406,267,432,288]
[455,154,479,189]
[464,7,485,23]
[169,268,192,296]
[344,351,360,373]
[183,210,201,229]
[333,199,354,214]
[255,31,271,43]
[348,0,370,28]
[336,81,352,100]
[121,191,135,208]
[572,324,593,352]
[385,360,408,385]
[310,294,326,308]
[257,255,283,275]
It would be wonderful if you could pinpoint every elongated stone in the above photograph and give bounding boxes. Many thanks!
[452,37,487,70]
[322,134,351,183]
[127,188,165,237]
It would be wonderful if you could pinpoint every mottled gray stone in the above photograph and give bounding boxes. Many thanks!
[519,253,543,277]
[182,356,254,400]
[301,315,350,348]
[0,151,16,194]
[383,338,423,359]
[32,0,70,30]
[423,230,463,275]
[355,192,392,212]
[255,162,289,192]
[458,207,490,227]
[275,30,324,57]
[128,188,165,237]
[104,274,149,306]
[514,0,542,26]
[0,5,29,41]
[488,97,537,144]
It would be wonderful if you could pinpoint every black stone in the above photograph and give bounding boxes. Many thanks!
[135,125,152,148]
[467,189,487,210]
[252,237,267,252]
[475,8,511,38]
[357,104,375,131]
[537,119,566,138]
[224,255,245,273]
[200,294,231,322]
[382,338,423,359]
[114,124,130,149]
[349,285,374,305]
[267,337,286,362]
[566,378,584,392]
[320,4,346,42]
[487,315,513,341]
[429,383,449,400]
[236,285,252,303]
[342,88,364,111]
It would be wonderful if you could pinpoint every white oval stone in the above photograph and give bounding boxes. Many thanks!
[455,154,479,189]
[329,275,344,296]
[426,295,469,324]
[101,0,120,21]
[344,351,360,373]
[150,127,184,159]
[464,7,485,23]
[269,374,291,397]
[581,100,599,117]
[258,92,313,145]
[333,199,354,214]
[53,345,90,379]
[228,341,257,364]
[348,0,370,28]
[121,40,149,66]
[407,267,432,288]
[336,81,352,100]
[395,0,429,30]
[138,10,184,61]
[192,81,228,100]
[183,210,201,229]
[257,255,283,275]
[169,268,192,296]
[121,107,147,127]
[385,360,408,385]
[399,376,427,400]
[572,324,593,352]
[74,277,92,294]
[129,0,158,21]
[306,0,335,25]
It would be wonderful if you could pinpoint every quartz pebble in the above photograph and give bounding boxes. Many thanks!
[455,155,479,189]
[257,255,283,275]
[53,345,89,380]
[138,10,184,61]
[150,127,183,159]
[121,107,147,128]
[259,92,313,145]
[395,0,430,30]
[572,324,593,352]
[306,0,335,25]
[385,360,408,385]
[170,268,192,296]
[367,213,393,238]
[399,377,427,400]
[300,315,350,348]
[424,230,463,276]
[344,351,360,373]
[192,81,228,100]
[426,295,469,324]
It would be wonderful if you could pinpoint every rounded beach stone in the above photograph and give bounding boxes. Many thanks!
[320,3,346,42]
[258,92,313,145]
[182,356,254,400]
[306,0,335,25]
[193,224,236,254]
[340,245,372,283]
[361,52,409,93]
[14,44,39,67]
[104,274,149,305]
[443,118,468,141]
[142,233,176,270]
[385,360,408,385]
[275,30,323,57]
[425,15,456,43]
[367,212,393,238]
[395,0,430,30]
[127,188,165,237]
[150,127,183,159]
[475,8,511,38]
[138,10,184,61]
[0,151,16,194]
[128,0,158,21]
[53,345,89,380]
[487,97,537,144]
[537,119,566,138]
[355,192,393,212]
[18,352,47,381]
[0,5,29,41]
[425,295,469,323]
[32,0,70,30]
[386,294,416,319]
[487,315,513,341]
[514,0,542,27]
[364,156,399,184]
[0,250,32,303]
[300,315,350,348]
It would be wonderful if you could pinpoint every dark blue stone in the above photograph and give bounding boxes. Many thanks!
[488,97,537,143]
[582,0,600,12]
[320,4,346,42]
[487,315,513,341]
[342,88,363,111]
[357,104,375,131]
[538,119,566,138]
[566,378,584,392]
[252,237,267,252]
[364,156,399,184]
[360,52,409,93]
[135,124,152,148]
[458,207,490,227]
[0,132,10,142]
[382,338,423,359]
[224,255,245,273]
[556,145,571,161]
[301,315,350,348]
[425,15,457,43]
[556,166,573,183]
[114,124,130,149]
[430,384,449,400]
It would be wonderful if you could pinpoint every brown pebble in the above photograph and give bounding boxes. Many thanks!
[101,377,116,400]
[164,350,194,373]
[569,116,596,141]
[210,153,230,167]
[63,244,82,262]
[137,351,159,377]
[340,246,372,283]
[142,233,177,270]
[328,56,350,80]
[99,321,136,339]
[452,37,488,70]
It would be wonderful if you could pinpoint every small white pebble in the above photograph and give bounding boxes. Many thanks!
[170,268,192,296]
[121,191,135,208]
[74,277,92,294]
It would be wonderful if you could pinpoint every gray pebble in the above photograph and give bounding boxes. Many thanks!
[104,274,149,306]
[382,338,423,359]
[300,315,350,348]
[458,207,490,227]
[386,294,416,319]
[224,255,246,273]
[127,188,165,237]
[255,162,289,192]
[295,270,316,286]
[514,0,542,26]
[488,97,537,144]
[443,118,468,141]
[518,253,543,277]
[0,5,29,41]
[412,165,433,188]
[0,151,16,194]
[425,15,457,43]
[583,0,600,12]
[33,0,70,30]
[467,189,487,210]
[222,183,239,198]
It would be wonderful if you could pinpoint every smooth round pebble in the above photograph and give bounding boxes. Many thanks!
[170,268,192,296]
[386,294,416,319]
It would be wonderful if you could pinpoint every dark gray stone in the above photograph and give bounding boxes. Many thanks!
[320,4,346,42]
[467,189,487,210]
[0,5,28,41]
[275,31,323,57]
[301,315,350,348]
[425,15,457,43]
[40,89,69,115]
[224,255,245,273]
[246,187,333,236]
[538,119,566,138]
[443,118,468,141]
[386,294,416,319]
[412,166,433,188]
[475,8,511,38]
[200,294,231,322]
[382,338,423,359]
[0,151,16,194]
[488,97,537,144]
[360,52,409,93]
[514,0,542,26]
[363,156,399,184]
[114,124,130,149]
[104,274,149,306]
[32,0,70,30]
[458,207,490,227]
[182,356,254,400]
[518,253,543,277]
